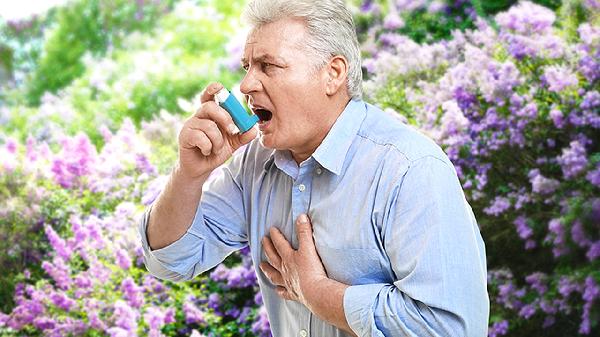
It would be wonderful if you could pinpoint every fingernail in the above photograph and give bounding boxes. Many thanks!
[228,124,239,135]
[298,214,308,224]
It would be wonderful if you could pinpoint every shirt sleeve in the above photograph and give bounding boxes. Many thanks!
[343,155,489,337]
[138,150,250,282]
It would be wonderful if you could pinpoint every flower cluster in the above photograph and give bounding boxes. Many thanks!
[364,1,599,335]
[0,115,269,336]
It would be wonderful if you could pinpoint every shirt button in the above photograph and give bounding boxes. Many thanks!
[316,167,323,175]
[299,329,308,337]
[298,184,306,192]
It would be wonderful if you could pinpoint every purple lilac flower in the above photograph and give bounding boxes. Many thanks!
[525,273,548,295]
[542,65,578,92]
[42,259,72,290]
[548,219,569,257]
[33,316,56,330]
[571,220,592,248]
[495,1,555,34]
[143,307,168,330]
[383,12,404,30]
[239,307,252,322]
[51,133,98,188]
[513,216,533,240]
[115,248,132,270]
[112,300,139,334]
[557,140,588,178]
[143,275,166,294]
[44,225,73,261]
[519,303,537,319]
[484,196,511,216]
[583,0,600,10]
[183,301,205,324]
[581,90,600,111]
[488,320,509,337]
[587,241,600,260]
[580,276,600,334]
[528,169,560,195]
[120,277,144,308]
[579,54,600,83]
[49,292,76,311]
[251,306,271,337]
[208,293,220,310]
[254,291,263,305]
[558,276,579,297]
[549,106,565,128]
[210,264,229,282]
[135,154,157,175]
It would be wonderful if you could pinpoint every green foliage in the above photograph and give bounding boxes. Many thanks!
[24,0,177,106]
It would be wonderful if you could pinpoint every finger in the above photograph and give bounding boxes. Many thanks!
[275,286,294,301]
[269,227,293,255]
[200,82,224,103]
[296,214,316,251]
[232,126,258,150]
[187,118,225,152]
[259,262,284,286]
[262,236,282,269]
[196,101,238,136]
[179,128,212,156]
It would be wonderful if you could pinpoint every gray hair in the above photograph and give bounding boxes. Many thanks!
[243,0,363,100]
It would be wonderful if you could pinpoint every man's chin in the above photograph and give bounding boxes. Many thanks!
[258,134,285,150]
[258,134,275,149]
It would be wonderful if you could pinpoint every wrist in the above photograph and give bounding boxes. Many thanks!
[303,276,348,312]
[173,163,210,185]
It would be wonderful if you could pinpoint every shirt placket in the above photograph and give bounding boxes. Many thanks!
[290,160,315,336]
[290,160,315,249]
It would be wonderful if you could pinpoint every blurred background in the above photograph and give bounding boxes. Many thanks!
[0,0,598,336]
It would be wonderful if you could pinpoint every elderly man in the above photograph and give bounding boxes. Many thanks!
[139,0,489,336]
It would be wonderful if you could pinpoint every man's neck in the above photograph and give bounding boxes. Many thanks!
[290,95,352,165]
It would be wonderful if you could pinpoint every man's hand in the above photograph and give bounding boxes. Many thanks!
[260,214,328,305]
[260,214,358,336]
[177,82,257,180]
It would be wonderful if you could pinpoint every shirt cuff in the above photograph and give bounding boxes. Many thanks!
[138,205,204,279]
[343,283,388,337]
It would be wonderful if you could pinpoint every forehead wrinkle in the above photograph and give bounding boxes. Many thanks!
[241,53,287,65]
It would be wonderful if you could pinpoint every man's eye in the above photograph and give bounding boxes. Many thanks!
[242,64,249,71]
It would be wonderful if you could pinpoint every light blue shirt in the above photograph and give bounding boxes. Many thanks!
[139,99,489,337]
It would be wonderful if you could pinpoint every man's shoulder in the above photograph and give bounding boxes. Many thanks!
[358,102,449,164]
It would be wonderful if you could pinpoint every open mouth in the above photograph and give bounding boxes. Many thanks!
[254,109,273,122]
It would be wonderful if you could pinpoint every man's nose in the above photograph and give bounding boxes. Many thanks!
[240,68,261,95]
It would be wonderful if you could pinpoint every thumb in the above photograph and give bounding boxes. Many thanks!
[296,214,315,250]
[233,126,258,150]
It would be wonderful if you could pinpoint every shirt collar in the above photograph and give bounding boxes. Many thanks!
[263,99,366,175]
[312,99,366,175]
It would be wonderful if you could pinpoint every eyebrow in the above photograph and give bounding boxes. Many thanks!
[241,54,285,65]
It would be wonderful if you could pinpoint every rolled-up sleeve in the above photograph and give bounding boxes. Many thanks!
[343,155,489,337]
[139,152,250,282]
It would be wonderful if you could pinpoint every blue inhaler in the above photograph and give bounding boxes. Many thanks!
[215,88,259,133]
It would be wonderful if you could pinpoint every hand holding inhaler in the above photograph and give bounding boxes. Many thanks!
[177,83,258,180]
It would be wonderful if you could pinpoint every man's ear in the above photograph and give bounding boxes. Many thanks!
[325,55,349,96]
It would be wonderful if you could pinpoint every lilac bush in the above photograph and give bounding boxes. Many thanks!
[0,117,270,337]
[364,1,599,335]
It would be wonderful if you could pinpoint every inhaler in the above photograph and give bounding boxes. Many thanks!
[215,88,259,133]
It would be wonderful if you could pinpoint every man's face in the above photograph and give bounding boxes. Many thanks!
[240,18,331,160]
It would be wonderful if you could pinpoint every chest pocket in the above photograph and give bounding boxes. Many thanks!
[315,244,389,285]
